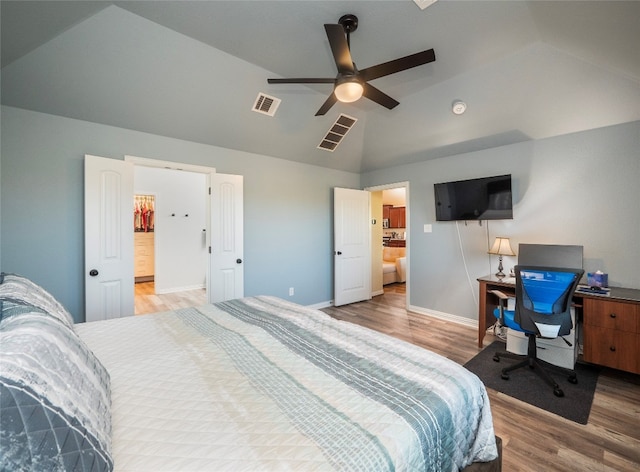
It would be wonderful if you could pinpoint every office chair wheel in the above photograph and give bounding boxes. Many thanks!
[500,370,510,380]
[568,374,578,384]
[554,387,564,397]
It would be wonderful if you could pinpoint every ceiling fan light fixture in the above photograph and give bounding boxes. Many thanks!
[334,79,363,103]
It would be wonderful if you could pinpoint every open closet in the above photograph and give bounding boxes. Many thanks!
[134,194,155,283]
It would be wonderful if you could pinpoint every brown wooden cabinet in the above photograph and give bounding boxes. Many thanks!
[383,205,392,220]
[134,231,155,280]
[582,298,640,374]
[388,206,405,228]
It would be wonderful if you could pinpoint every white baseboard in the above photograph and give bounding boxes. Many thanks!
[408,304,478,329]
[155,284,205,295]
[308,293,386,310]
[307,300,333,310]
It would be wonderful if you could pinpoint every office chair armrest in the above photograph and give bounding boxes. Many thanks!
[490,290,510,301]
[490,290,511,328]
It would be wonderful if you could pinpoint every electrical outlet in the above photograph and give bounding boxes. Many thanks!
[289,287,294,296]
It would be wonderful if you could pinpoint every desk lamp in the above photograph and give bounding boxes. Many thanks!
[488,237,515,278]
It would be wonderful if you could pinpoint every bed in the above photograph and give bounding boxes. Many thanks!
[1,274,500,471]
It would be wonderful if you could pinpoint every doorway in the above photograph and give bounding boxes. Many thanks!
[132,166,208,314]
[85,155,243,321]
[127,156,244,315]
[367,182,409,310]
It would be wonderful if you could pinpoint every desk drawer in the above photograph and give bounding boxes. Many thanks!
[583,298,639,332]
[583,326,639,373]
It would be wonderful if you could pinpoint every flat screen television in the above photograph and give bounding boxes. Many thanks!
[434,174,513,221]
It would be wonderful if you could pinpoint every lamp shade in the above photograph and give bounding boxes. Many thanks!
[488,237,515,256]
[334,80,363,103]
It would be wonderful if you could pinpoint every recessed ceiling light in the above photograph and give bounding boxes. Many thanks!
[452,100,467,115]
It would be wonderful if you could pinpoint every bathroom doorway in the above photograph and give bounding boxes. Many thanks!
[367,182,409,310]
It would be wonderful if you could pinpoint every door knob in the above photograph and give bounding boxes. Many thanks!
[89,269,99,277]
[335,251,342,255]
[236,258,243,264]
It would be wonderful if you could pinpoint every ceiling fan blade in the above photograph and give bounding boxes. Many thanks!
[324,24,355,75]
[315,93,338,116]
[360,49,435,81]
[268,78,336,84]
[362,83,399,110]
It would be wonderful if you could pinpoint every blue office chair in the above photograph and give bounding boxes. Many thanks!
[492,265,584,397]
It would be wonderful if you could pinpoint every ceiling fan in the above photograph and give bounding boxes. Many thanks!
[267,14,436,116]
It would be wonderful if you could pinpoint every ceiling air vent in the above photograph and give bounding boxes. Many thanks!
[252,93,281,116]
[318,114,358,152]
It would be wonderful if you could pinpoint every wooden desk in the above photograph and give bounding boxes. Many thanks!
[477,275,640,374]
[477,276,516,348]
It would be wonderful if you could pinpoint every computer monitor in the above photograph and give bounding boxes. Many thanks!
[518,244,583,270]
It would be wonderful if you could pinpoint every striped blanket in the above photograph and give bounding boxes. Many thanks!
[77,296,498,471]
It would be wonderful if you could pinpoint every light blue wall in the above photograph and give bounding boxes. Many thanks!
[1,106,360,321]
[362,120,640,320]
[2,105,638,323]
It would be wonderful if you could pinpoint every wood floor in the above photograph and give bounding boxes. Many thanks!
[134,281,206,315]
[135,282,640,471]
[322,284,640,472]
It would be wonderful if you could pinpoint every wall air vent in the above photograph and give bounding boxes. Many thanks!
[317,114,358,152]
[252,93,281,116]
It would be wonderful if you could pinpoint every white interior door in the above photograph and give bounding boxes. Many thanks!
[334,187,371,306]
[84,155,134,322]
[209,173,244,303]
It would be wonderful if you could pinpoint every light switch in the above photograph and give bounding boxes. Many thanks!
[424,224,432,233]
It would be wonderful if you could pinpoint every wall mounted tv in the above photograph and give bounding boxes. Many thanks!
[434,174,513,221]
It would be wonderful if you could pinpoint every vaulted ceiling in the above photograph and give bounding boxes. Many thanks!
[2,1,639,173]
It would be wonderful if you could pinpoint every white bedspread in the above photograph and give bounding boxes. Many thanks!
[76,296,497,471]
